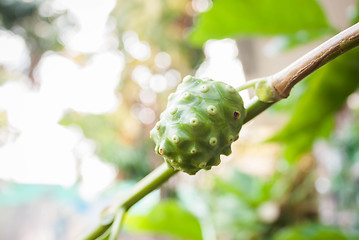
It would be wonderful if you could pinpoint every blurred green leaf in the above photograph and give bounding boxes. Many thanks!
[351,0,359,23]
[214,169,289,206]
[215,170,266,205]
[189,0,334,46]
[0,0,39,28]
[272,223,356,240]
[271,47,359,162]
[112,0,203,71]
[199,170,292,239]
[330,111,359,229]
[274,29,334,51]
[125,201,203,240]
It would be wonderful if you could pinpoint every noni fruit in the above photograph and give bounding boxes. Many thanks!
[150,76,245,175]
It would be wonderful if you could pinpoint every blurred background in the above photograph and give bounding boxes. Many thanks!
[0,0,359,239]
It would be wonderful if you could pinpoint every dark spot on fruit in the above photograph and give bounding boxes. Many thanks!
[233,111,240,119]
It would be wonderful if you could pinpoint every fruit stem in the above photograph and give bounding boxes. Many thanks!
[83,163,178,240]
[244,98,274,124]
[236,77,266,92]
[109,207,127,240]
[83,223,111,240]
[118,163,178,209]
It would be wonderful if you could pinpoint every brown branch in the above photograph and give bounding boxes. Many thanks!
[271,22,359,98]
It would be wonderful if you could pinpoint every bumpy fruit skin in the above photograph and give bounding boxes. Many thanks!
[150,76,246,175]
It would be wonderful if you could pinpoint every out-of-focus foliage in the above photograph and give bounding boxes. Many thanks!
[58,0,205,177]
[272,223,357,240]
[330,109,359,230]
[0,0,62,51]
[58,0,205,176]
[112,0,203,69]
[0,0,39,27]
[0,0,62,84]
[211,169,287,206]
[60,111,150,179]
[189,0,334,48]
[128,167,339,240]
[125,201,203,240]
[271,47,359,162]
[127,166,357,239]
[193,169,318,240]
[199,170,289,239]
[353,0,359,23]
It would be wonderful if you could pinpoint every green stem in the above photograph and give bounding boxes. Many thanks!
[109,208,127,240]
[118,163,178,209]
[244,98,275,124]
[97,228,111,240]
[236,78,266,92]
[84,223,112,240]
[83,163,178,240]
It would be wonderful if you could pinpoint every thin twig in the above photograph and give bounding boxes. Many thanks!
[236,77,266,92]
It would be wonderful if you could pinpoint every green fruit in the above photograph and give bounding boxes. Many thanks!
[150,76,246,175]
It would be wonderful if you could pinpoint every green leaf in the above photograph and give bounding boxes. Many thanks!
[273,29,334,51]
[271,47,359,162]
[125,201,203,240]
[351,0,359,23]
[214,169,287,204]
[0,0,39,28]
[189,0,334,46]
[214,170,266,205]
[272,223,356,240]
